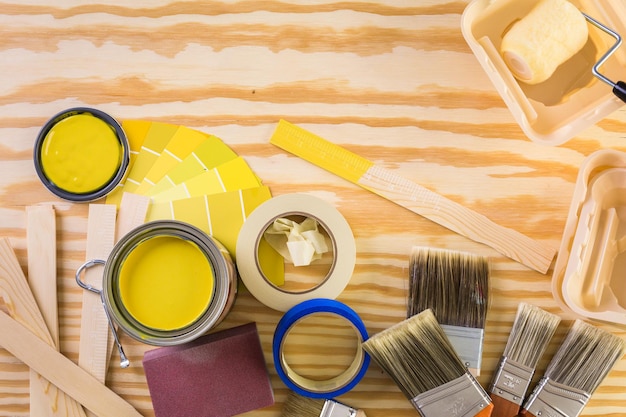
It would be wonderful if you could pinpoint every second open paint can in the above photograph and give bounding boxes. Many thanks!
[33,107,130,202]
[100,220,237,346]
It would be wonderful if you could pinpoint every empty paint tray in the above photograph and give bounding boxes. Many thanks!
[552,149,626,326]
[461,0,626,145]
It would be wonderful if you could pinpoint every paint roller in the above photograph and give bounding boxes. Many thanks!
[500,0,626,102]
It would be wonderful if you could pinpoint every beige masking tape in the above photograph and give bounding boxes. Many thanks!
[236,193,356,311]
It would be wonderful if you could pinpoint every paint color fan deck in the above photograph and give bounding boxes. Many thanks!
[105,121,281,275]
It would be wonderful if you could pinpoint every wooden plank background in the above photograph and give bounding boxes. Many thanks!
[0,1,625,416]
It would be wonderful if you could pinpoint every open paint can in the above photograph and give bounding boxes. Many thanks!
[33,107,130,202]
[95,220,237,346]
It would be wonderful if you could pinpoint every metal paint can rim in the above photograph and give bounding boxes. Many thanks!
[101,220,237,346]
[33,107,130,202]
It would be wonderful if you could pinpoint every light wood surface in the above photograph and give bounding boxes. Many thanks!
[0,237,87,417]
[25,205,63,417]
[0,1,625,417]
[78,203,116,416]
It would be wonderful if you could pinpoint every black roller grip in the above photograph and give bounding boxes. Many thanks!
[612,81,626,103]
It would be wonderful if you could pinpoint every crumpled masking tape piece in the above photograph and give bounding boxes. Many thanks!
[264,217,329,266]
[236,193,356,312]
[500,0,588,85]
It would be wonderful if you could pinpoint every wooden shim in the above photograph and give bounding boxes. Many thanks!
[26,205,58,346]
[0,237,87,417]
[0,312,142,417]
[107,193,150,365]
[78,204,116,386]
[116,192,150,242]
[26,205,60,417]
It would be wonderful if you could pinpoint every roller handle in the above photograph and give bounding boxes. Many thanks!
[613,81,626,103]
[490,395,522,417]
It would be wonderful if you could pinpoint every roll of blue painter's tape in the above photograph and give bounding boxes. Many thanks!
[273,298,370,398]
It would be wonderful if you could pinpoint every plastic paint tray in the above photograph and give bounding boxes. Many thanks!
[552,149,626,326]
[461,0,626,145]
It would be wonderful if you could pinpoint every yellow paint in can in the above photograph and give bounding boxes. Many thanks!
[119,235,215,331]
[41,114,122,193]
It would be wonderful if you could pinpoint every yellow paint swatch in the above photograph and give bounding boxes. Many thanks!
[122,120,152,158]
[150,157,261,203]
[105,119,152,206]
[147,185,284,286]
[147,186,270,257]
[146,136,238,197]
[111,121,284,286]
[134,126,209,195]
[122,122,179,195]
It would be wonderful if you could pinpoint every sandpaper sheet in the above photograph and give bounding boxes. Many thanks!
[143,322,274,417]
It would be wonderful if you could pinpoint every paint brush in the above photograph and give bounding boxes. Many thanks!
[407,246,489,376]
[489,303,561,417]
[520,319,625,417]
[362,309,493,417]
[281,391,366,417]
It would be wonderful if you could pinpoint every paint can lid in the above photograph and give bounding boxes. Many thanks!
[33,107,130,202]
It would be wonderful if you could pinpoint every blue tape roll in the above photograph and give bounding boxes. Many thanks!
[273,298,370,398]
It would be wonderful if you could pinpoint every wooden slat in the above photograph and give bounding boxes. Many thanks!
[26,205,60,417]
[0,237,86,417]
[78,204,116,390]
[0,2,625,417]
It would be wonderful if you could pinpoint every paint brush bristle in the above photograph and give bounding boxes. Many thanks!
[362,309,493,416]
[407,246,489,328]
[282,392,324,417]
[541,319,624,393]
[407,246,489,376]
[489,303,561,416]
[282,391,366,417]
[363,309,470,398]
[502,303,560,368]
[523,320,625,417]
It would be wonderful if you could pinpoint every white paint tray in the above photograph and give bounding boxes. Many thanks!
[552,150,626,326]
[461,0,626,145]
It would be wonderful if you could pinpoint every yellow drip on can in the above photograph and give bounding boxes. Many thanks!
[118,235,215,331]
[40,113,122,194]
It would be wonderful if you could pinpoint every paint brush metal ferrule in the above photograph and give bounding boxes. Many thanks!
[489,356,534,405]
[523,377,590,417]
[320,399,359,417]
[412,372,491,417]
[440,324,484,372]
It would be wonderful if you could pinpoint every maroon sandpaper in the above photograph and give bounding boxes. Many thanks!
[143,322,274,417]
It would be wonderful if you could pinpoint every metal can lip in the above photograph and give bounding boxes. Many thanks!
[33,107,130,202]
[101,220,237,346]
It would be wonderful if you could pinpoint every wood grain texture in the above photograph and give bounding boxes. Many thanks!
[0,237,86,417]
[78,205,116,417]
[26,205,60,417]
[0,1,625,417]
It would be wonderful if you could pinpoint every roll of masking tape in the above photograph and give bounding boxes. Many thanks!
[500,0,588,85]
[236,193,356,311]
[273,298,370,398]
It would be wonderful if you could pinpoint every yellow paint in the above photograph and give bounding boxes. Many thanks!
[146,186,285,286]
[269,119,374,183]
[119,235,214,331]
[41,114,122,194]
